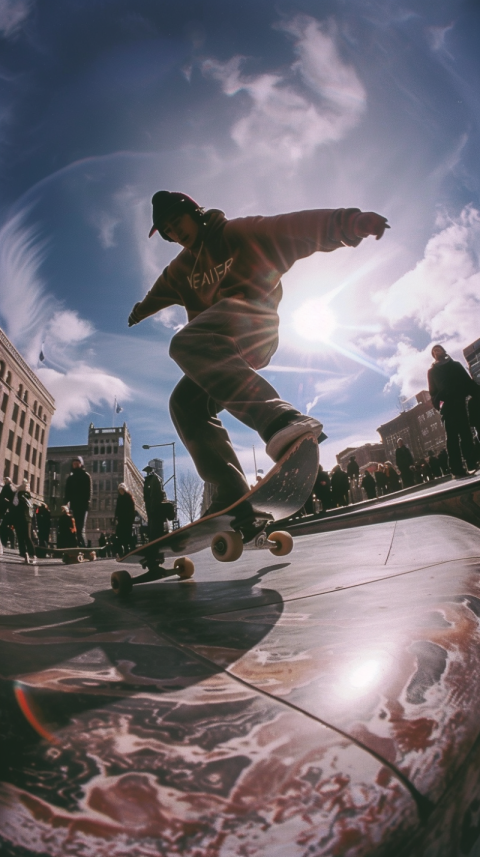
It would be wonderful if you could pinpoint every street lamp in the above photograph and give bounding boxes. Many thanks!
[142,441,177,511]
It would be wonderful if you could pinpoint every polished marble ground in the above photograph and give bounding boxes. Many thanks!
[2,513,480,856]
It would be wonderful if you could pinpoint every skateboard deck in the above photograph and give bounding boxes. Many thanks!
[112,432,319,594]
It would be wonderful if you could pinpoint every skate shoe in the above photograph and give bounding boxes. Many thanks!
[265,415,324,462]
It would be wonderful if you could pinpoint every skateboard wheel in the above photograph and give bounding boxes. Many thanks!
[211,531,244,562]
[268,531,294,557]
[173,557,195,579]
[111,569,133,595]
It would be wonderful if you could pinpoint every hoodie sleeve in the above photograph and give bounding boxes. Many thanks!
[131,263,184,322]
[229,208,365,271]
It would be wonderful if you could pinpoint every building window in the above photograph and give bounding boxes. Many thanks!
[28,419,34,436]
[119,437,123,446]
[7,429,14,451]
[35,424,40,440]
[92,498,97,510]
[13,464,19,483]
[23,390,28,404]
[92,481,97,493]
[41,429,44,443]
[3,459,10,478]
[106,480,111,491]
[114,446,118,454]
[37,477,40,494]
[12,403,19,422]
[106,460,111,472]
[99,480,104,491]
[38,452,42,468]
[25,444,31,462]
[105,496,111,509]
[32,448,37,466]
[6,371,11,386]
[1,392,8,412]
[15,436,22,455]
[0,360,4,379]
[100,446,105,455]
[20,411,26,428]
[113,460,118,472]
[93,461,98,473]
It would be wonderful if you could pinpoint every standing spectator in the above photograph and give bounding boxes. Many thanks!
[98,532,107,556]
[374,464,387,497]
[143,465,175,541]
[304,464,332,514]
[428,344,479,478]
[395,438,414,488]
[330,465,350,507]
[57,505,77,549]
[36,503,51,548]
[427,450,443,479]
[361,470,377,500]
[64,456,92,547]
[114,483,136,556]
[12,480,37,564]
[437,448,450,476]
[346,455,360,485]
[0,477,15,555]
[384,462,401,493]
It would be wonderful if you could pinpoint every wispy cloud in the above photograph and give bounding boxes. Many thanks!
[0,207,132,426]
[306,372,361,413]
[201,15,366,163]
[90,210,120,249]
[0,0,33,38]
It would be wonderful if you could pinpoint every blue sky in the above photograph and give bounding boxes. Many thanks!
[0,0,479,486]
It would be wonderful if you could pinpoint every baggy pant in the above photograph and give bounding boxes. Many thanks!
[442,399,477,474]
[169,298,299,502]
[71,507,88,547]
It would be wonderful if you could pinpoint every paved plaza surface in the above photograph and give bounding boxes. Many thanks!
[2,496,480,855]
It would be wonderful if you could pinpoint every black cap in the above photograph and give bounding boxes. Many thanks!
[149,191,201,240]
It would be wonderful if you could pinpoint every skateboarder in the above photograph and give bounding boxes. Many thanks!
[129,191,389,514]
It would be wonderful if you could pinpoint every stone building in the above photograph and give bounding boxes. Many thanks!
[0,328,55,501]
[463,338,480,385]
[336,442,386,473]
[377,391,446,462]
[45,422,146,546]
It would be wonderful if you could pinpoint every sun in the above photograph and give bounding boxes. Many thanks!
[292,298,338,344]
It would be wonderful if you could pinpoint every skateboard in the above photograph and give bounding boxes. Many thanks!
[111,432,319,595]
[50,547,97,564]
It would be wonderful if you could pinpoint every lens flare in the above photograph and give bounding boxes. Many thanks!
[292,298,337,343]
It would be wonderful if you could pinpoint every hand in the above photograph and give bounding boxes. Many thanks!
[354,212,390,240]
[128,303,142,327]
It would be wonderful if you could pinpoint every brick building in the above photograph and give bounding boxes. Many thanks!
[377,391,446,462]
[0,328,55,501]
[45,422,146,546]
[336,442,386,473]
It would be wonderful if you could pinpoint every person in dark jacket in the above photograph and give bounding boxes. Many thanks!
[428,344,479,477]
[395,438,414,488]
[374,464,387,496]
[128,191,389,515]
[57,505,78,548]
[361,470,377,500]
[64,456,92,547]
[0,477,15,551]
[427,451,442,479]
[330,465,350,507]
[384,461,401,493]
[304,464,332,514]
[36,503,51,548]
[143,466,175,541]
[114,483,136,556]
[13,480,37,564]
[346,455,360,485]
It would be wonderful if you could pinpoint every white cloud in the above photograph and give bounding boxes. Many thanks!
[0,0,33,37]
[374,205,480,396]
[90,210,120,248]
[375,205,480,341]
[37,364,130,429]
[201,15,366,162]
[306,372,360,413]
[0,207,132,425]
